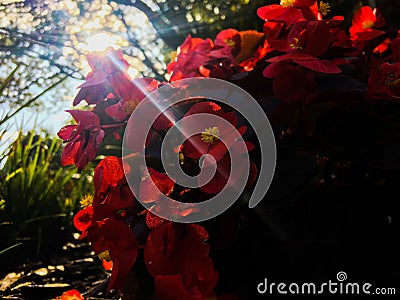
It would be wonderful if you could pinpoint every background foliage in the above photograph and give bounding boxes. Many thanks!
[0,130,94,269]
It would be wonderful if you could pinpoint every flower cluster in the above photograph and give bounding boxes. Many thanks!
[59,43,255,298]
[169,2,398,104]
[168,29,268,81]
[59,1,399,299]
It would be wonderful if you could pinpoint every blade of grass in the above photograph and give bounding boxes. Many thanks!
[0,64,20,96]
[0,242,22,256]
[0,76,67,127]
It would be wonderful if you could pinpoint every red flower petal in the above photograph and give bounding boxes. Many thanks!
[73,206,94,233]
[186,102,222,115]
[94,156,125,194]
[79,70,107,88]
[190,224,209,241]
[102,259,113,271]
[57,125,77,140]
[257,5,304,25]
[60,138,82,167]
[349,6,385,41]
[183,134,210,160]
[351,6,376,29]
[139,169,175,204]
[90,219,138,293]
[263,62,293,78]
[67,110,101,130]
[298,21,330,57]
[56,289,84,300]
[350,28,385,41]
[73,84,107,106]
[293,59,341,73]
[267,52,318,63]
[146,211,166,229]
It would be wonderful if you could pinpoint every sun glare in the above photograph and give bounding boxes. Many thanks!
[85,32,119,52]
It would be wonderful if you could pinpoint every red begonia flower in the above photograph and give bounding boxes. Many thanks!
[139,168,175,204]
[168,35,213,82]
[170,30,267,81]
[276,20,331,56]
[257,4,304,25]
[93,156,135,216]
[73,48,130,106]
[57,110,104,171]
[210,29,240,60]
[206,29,267,77]
[97,185,135,214]
[105,78,159,122]
[94,156,126,194]
[73,205,94,235]
[257,0,317,25]
[86,48,129,75]
[88,218,138,293]
[55,289,84,300]
[368,60,400,101]
[182,102,243,163]
[263,19,341,75]
[349,6,385,42]
[144,222,218,298]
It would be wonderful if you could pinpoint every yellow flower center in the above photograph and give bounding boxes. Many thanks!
[319,2,331,16]
[80,194,93,208]
[290,37,303,50]
[362,20,375,29]
[123,100,139,114]
[386,74,400,87]
[387,79,400,87]
[224,38,235,47]
[201,126,220,144]
[281,0,295,8]
[179,152,185,165]
[98,250,111,261]
[170,50,177,62]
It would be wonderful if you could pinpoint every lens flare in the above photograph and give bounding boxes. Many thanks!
[85,32,118,52]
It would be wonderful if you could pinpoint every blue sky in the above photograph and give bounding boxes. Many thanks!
[0,77,81,154]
